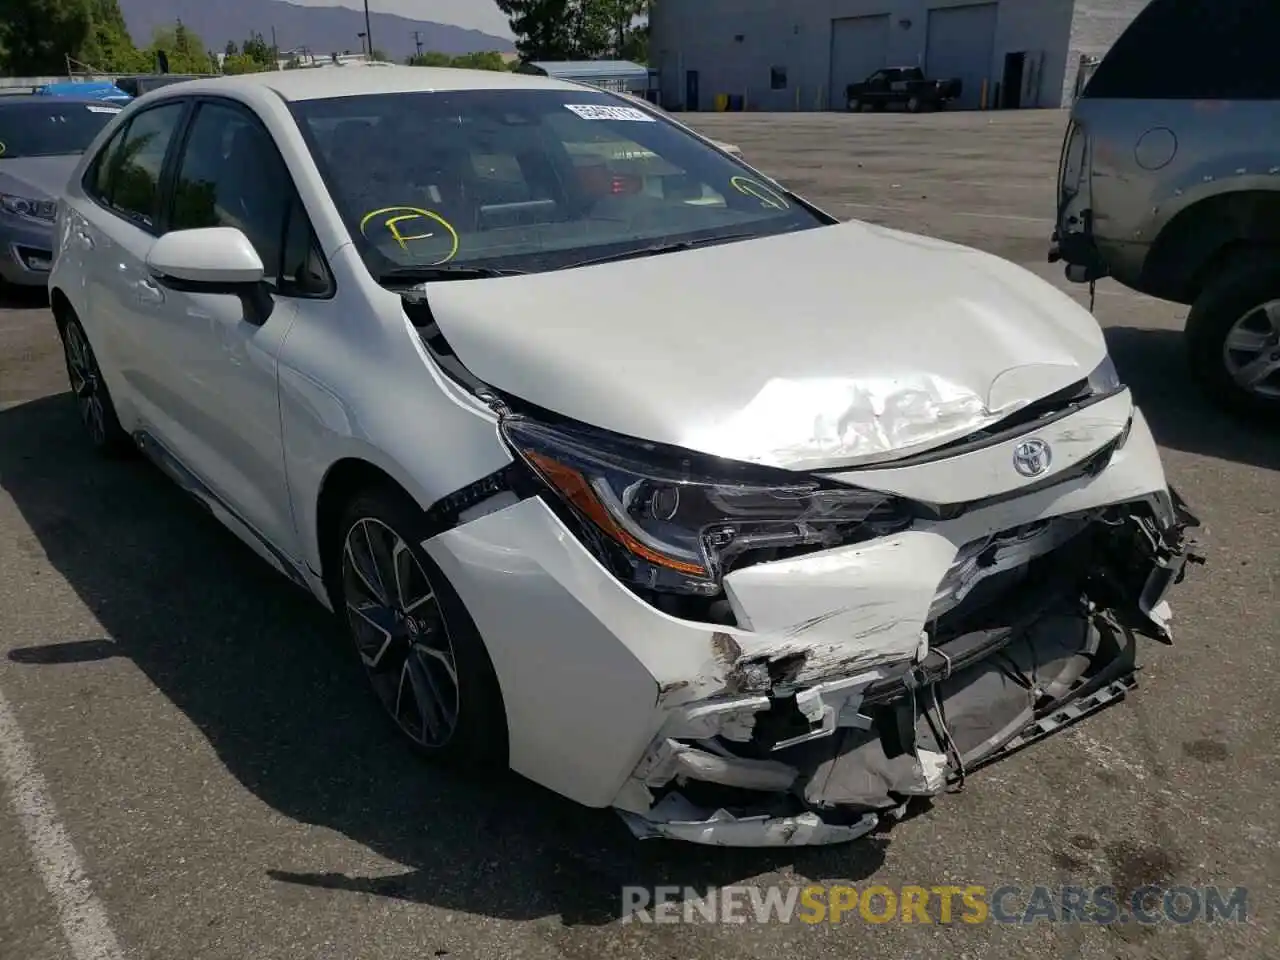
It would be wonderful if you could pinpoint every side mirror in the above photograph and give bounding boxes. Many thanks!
[147,227,273,324]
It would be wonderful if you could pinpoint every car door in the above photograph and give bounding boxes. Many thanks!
[144,97,333,564]
[72,100,190,426]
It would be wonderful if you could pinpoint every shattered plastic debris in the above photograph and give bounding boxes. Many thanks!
[617,793,880,846]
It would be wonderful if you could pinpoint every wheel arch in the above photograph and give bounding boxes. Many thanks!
[314,457,416,601]
[49,286,74,331]
[1141,190,1280,304]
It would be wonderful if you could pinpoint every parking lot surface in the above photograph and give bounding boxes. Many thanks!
[2,110,1277,960]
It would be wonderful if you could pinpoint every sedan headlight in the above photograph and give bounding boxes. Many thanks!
[0,193,57,222]
[501,417,913,596]
[1086,353,1122,395]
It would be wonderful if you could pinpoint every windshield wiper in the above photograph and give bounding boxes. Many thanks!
[376,264,528,285]
[558,233,757,270]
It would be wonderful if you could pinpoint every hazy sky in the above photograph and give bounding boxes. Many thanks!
[289,0,516,38]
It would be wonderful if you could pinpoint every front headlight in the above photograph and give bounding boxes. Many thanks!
[1086,353,1122,395]
[0,193,57,222]
[501,417,913,596]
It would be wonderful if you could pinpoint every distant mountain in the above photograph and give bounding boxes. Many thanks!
[118,0,515,62]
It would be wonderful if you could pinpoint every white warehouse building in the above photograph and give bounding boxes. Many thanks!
[649,0,1151,112]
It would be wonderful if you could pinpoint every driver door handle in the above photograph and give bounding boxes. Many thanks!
[73,229,94,251]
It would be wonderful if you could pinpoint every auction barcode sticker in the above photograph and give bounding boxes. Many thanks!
[564,104,656,122]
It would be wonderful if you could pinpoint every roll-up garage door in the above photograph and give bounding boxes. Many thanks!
[829,14,891,110]
[925,3,999,109]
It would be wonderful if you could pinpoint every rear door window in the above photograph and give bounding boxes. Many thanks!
[1084,0,1280,100]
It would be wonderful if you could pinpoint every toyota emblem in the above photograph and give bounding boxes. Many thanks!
[1012,439,1052,478]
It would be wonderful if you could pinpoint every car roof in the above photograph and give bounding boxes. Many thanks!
[140,65,587,104]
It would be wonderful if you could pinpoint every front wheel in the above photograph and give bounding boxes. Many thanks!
[1185,252,1280,421]
[335,484,509,768]
[906,95,922,113]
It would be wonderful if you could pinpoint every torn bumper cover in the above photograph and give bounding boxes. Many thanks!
[614,488,1202,845]
[424,400,1204,848]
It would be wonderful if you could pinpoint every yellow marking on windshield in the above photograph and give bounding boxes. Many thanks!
[730,176,789,210]
[359,206,459,264]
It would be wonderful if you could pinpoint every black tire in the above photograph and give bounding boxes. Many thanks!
[906,95,922,113]
[1185,251,1280,421]
[332,482,509,770]
[847,97,860,112]
[57,313,133,456]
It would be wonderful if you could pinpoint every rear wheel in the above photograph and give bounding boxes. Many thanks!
[334,484,509,769]
[906,95,922,113]
[847,97,861,112]
[1185,251,1280,420]
[58,314,132,455]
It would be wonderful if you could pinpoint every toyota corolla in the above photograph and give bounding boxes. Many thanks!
[48,67,1202,846]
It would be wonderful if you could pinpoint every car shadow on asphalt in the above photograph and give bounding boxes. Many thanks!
[1104,326,1279,473]
[0,285,49,310]
[0,393,889,927]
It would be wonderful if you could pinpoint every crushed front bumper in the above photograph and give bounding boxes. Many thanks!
[615,488,1201,846]
[425,405,1203,847]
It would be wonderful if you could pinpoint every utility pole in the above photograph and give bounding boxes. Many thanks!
[412,30,424,56]
[271,25,279,68]
[363,0,374,60]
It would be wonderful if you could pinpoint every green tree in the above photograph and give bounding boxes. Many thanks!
[224,40,238,56]
[406,50,513,71]
[145,20,213,73]
[221,52,260,74]
[0,0,146,75]
[494,0,580,61]
[0,0,93,74]
[449,51,510,71]
[241,31,276,70]
[495,0,648,61]
[80,0,147,71]
[369,47,389,62]
[406,50,452,66]
[600,0,646,60]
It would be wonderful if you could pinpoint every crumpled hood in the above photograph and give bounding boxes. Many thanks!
[0,155,79,201]
[427,220,1109,470]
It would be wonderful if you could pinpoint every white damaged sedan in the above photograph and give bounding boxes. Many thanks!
[49,66,1203,846]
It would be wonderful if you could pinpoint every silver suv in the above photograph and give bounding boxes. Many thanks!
[1051,0,1280,420]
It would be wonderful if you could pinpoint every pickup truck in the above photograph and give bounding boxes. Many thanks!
[846,67,963,112]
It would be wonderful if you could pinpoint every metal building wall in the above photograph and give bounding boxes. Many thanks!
[649,0,1084,112]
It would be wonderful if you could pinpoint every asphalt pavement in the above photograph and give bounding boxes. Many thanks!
[1,110,1277,960]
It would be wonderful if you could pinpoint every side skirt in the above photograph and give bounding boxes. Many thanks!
[132,429,312,592]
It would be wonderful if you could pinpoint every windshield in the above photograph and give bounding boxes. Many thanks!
[0,102,121,158]
[290,88,828,277]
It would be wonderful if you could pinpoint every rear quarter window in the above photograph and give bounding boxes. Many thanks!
[1085,0,1280,100]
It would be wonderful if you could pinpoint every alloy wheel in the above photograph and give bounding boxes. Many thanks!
[63,322,107,445]
[1221,298,1280,399]
[341,517,460,748]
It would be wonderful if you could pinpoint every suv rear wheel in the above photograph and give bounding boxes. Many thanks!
[1185,252,1280,420]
